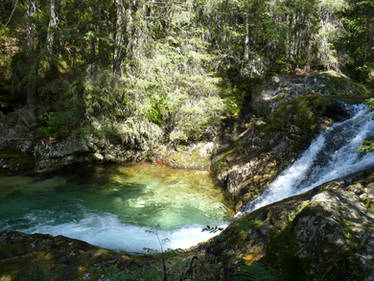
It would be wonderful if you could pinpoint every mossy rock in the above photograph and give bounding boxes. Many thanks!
[162,143,213,169]
[0,231,149,281]
[0,149,36,171]
[318,70,368,96]
[268,95,338,133]
[211,95,339,203]
[251,71,369,116]
[166,150,210,169]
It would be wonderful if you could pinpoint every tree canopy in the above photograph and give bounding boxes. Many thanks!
[0,0,372,143]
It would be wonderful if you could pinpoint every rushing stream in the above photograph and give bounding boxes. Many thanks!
[244,104,374,212]
[0,164,231,253]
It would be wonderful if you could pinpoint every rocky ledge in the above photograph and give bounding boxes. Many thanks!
[0,231,148,280]
[0,123,215,173]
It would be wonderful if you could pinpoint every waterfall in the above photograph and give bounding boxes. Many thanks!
[243,104,374,213]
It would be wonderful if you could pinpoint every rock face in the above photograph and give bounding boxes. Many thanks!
[0,123,36,172]
[33,133,149,173]
[0,124,167,173]
[155,142,215,169]
[0,122,216,173]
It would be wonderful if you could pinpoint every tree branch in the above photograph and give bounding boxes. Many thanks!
[5,0,19,26]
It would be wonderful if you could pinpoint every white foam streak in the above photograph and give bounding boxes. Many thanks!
[23,213,226,253]
[245,106,374,213]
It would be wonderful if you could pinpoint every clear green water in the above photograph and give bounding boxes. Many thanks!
[0,164,231,252]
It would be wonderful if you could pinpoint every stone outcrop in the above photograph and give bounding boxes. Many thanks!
[0,123,36,172]
[211,71,368,211]
[155,142,215,169]
[0,120,216,173]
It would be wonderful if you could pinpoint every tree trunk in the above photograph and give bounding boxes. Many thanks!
[243,13,249,61]
[114,0,126,76]
[47,0,58,55]
[26,0,37,116]
[126,0,134,59]
[90,34,96,75]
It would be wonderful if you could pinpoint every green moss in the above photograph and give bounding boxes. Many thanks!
[268,95,332,133]
[319,71,369,96]
[167,147,210,169]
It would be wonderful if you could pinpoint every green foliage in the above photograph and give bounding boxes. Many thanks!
[360,141,374,153]
[1,0,373,150]
[336,0,374,83]
[359,98,374,152]
[231,262,274,281]
[38,110,79,139]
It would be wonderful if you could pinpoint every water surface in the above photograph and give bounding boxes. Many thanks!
[0,164,232,253]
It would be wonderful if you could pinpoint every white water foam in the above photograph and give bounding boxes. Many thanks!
[244,105,374,213]
[22,213,227,253]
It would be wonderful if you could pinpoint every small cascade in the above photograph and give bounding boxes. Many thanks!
[244,104,374,213]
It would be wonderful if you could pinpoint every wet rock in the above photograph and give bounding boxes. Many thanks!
[203,169,374,280]
[156,142,215,169]
[251,71,368,116]
[212,94,353,211]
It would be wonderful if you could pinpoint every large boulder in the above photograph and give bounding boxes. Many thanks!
[251,71,368,116]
